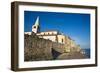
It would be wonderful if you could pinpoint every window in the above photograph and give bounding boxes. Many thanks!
[34,26,36,28]
[62,39,63,43]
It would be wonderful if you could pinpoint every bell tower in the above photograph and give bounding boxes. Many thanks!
[32,16,40,33]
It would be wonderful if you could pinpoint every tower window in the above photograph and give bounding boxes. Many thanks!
[62,39,63,43]
[34,26,36,28]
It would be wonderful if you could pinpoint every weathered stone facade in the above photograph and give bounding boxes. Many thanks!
[24,33,86,61]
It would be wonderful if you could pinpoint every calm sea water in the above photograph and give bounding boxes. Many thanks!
[83,48,90,58]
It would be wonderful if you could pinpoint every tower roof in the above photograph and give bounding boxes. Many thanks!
[34,16,39,26]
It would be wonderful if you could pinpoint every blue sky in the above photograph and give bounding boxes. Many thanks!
[24,11,90,49]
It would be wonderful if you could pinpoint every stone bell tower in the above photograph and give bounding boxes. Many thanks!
[32,16,40,33]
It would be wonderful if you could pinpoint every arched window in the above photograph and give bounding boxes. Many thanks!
[62,39,63,43]
[34,26,36,28]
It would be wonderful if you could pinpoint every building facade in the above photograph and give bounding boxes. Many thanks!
[25,17,66,44]
[25,17,81,52]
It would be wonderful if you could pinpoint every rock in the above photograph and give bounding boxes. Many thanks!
[57,52,86,60]
[24,34,87,61]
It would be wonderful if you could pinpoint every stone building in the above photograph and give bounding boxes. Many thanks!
[25,17,81,52]
[25,17,67,44]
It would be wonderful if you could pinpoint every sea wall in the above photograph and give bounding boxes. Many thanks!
[24,33,85,61]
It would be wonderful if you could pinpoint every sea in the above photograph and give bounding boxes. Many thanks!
[82,48,90,58]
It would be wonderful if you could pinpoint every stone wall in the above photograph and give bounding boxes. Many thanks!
[24,33,85,61]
